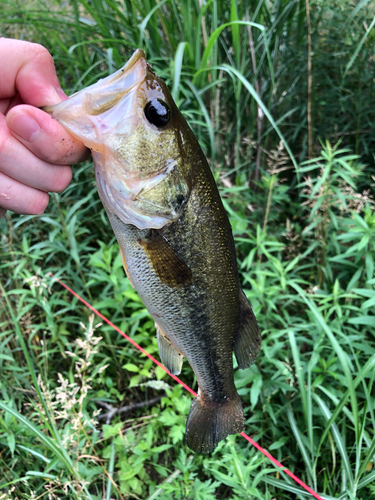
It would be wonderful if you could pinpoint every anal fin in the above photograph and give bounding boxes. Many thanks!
[156,324,184,375]
[234,289,261,369]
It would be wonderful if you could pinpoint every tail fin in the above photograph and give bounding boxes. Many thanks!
[185,394,244,453]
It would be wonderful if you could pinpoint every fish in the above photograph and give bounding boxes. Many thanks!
[43,49,261,453]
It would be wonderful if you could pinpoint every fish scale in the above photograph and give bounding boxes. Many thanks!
[43,48,261,453]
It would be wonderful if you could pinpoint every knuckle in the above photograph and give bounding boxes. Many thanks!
[28,42,52,61]
[26,43,56,76]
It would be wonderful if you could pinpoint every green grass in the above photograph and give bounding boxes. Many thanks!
[1,0,375,498]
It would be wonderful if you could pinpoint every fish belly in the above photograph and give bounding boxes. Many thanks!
[106,205,245,453]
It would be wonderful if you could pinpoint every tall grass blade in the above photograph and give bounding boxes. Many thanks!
[219,64,298,174]
[172,41,187,102]
[349,0,374,21]
[0,401,73,473]
[263,476,335,499]
[291,283,359,438]
[287,407,314,485]
[343,16,375,80]
[106,439,116,500]
[313,394,354,491]
[139,0,169,46]
[185,80,215,159]
[0,283,74,469]
[288,331,308,425]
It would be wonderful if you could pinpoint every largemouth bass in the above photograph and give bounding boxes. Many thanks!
[44,49,261,453]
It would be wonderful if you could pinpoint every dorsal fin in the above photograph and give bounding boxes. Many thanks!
[234,289,261,369]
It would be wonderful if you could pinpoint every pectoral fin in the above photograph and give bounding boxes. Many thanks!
[156,325,184,375]
[234,289,261,369]
[138,231,192,287]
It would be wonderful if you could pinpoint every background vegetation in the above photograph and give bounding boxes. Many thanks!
[1,0,375,498]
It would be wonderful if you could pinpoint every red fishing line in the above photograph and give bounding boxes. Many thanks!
[50,274,324,500]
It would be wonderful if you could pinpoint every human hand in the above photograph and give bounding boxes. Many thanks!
[0,38,90,219]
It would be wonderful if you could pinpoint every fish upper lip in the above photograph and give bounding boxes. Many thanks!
[121,49,146,73]
[101,48,146,88]
[41,48,147,116]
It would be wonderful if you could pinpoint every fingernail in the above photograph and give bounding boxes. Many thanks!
[47,87,67,104]
[42,88,67,106]
[9,113,40,142]
[56,87,67,100]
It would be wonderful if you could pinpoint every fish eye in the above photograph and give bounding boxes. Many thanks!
[144,99,170,127]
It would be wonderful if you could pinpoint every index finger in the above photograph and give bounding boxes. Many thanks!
[0,38,65,106]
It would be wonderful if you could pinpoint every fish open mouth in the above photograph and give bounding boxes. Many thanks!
[42,49,147,116]
[39,49,148,157]
[41,49,185,230]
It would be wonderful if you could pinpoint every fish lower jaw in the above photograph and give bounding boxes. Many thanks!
[95,169,174,230]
